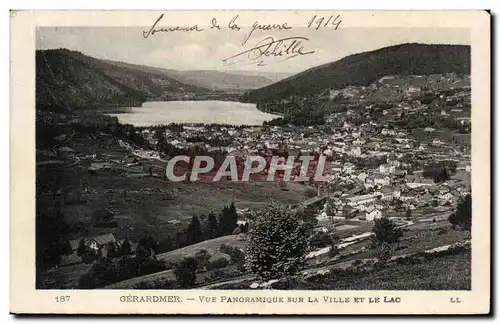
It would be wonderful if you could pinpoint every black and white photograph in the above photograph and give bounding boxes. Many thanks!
[9,9,490,315]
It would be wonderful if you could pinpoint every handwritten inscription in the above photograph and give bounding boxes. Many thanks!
[241,21,292,46]
[142,13,341,66]
[143,14,204,38]
[307,14,342,30]
[222,36,315,67]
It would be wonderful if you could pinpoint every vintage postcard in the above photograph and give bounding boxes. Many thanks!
[10,10,490,314]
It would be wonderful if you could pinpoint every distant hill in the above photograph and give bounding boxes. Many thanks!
[242,43,471,103]
[224,71,293,83]
[102,62,283,91]
[36,49,212,110]
[169,70,275,91]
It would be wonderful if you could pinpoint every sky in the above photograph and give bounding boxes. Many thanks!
[36,26,470,74]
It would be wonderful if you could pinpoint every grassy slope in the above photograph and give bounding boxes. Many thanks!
[299,250,471,290]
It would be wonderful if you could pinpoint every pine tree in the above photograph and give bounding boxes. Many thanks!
[120,239,131,256]
[207,211,219,238]
[246,202,311,280]
[219,203,238,236]
[138,233,159,254]
[186,215,203,245]
[228,202,238,233]
[77,239,87,257]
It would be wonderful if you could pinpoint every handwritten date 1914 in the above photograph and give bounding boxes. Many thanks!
[308,14,342,30]
[222,36,315,67]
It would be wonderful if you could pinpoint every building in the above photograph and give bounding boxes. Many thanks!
[374,187,401,201]
[379,164,395,174]
[365,206,383,222]
[69,233,117,255]
[373,174,391,186]
[346,193,381,207]
[343,163,356,174]
[357,172,368,183]
[350,146,362,157]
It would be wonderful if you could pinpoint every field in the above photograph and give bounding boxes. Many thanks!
[155,234,246,263]
[98,216,470,290]
[38,262,93,289]
[38,131,309,243]
[339,221,469,262]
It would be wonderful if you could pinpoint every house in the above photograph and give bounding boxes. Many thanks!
[376,187,400,200]
[373,173,391,186]
[439,192,455,202]
[330,162,342,172]
[379,164,396,174]
[63,234,120,266]
[343,163,356,174]
[69,233,117,255]
[365,206,383,222]
[350,146,362,157]
[347,186,364,196]
[357,172,368,183]
[387,158,401,168]
[406,177,435,188]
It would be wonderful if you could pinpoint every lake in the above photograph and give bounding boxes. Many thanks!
[107,101,279,126]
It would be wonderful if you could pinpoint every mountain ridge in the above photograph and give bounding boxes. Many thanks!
[243,43,471,103]
[35,48,284,111]
[36,48,213,110]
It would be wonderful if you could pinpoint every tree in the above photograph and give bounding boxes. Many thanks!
[174,257,198,288]
[405,208,412,221]
[372,217,403,248]
[297,205,318,231]
[207,211,219,238]
[138,232,159,254]
[218,203,238,236]
[448,194,472,231]
[120,239,131,256]
[434,167,450,183]
[35,208,70,271]
[107,243,118,259]
[245,202,311,280]
[186,215,204,245]
[135,245,151,262]
[393,198,403,211]
[158,236,175,253]
[228,247,245,264]
[77,239,87,257]
[304,187,317,198]
[328,234,340,258]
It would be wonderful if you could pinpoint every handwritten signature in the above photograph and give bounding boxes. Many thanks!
[222,36,315,67]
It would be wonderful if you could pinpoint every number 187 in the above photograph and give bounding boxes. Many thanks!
[55,296,70,302]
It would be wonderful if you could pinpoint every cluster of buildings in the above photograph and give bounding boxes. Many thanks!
[135,73,471,224]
